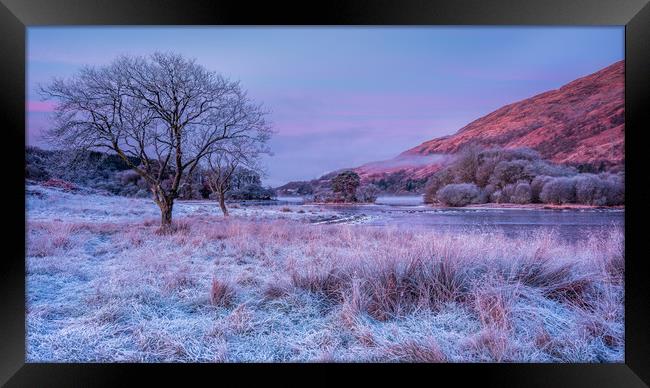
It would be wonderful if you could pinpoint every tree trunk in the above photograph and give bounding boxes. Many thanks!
[160,201,173,229]
[218,191,229,217]
[153,187,174,232]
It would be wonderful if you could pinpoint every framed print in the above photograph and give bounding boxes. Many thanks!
[1,0,649,386]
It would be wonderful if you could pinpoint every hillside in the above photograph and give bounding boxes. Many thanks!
[353,60,624,188]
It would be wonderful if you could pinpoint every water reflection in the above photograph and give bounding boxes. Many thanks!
[235,196,623,243]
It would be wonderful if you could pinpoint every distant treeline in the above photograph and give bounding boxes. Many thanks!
[423,147,624,206]
[276,146,623,206]
[25,147,275,201]
[277,170,427,197]
[369,171,428,194]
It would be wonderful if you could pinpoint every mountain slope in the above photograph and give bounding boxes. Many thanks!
[356,60,624,181]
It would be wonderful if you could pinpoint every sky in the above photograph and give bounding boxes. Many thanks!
[27,27,624,186]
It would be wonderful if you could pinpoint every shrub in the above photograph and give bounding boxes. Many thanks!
[525,159,574,178]
[26,147,143,195]
[475,148,538,186]
[540,177,576,204]
[574,174,607,205]
[531,175,553,203]
[373,170,427,194]
[511,182,532,204]
[601,173,624,205]
[26,165,50,181]
[312,190,338,203]
[178,181,207,200]
[423,169,455,204]
[357,184,380,203]
[117,169,141,185]
[489,160,532,187]
[490,190,505,204]
[436,183,481,207]
[501,184,516,202]
[229,184,275,200]
[483,184,497,198]
[449,145,481,183]
[135,189,151,198]
[422,146,623,206]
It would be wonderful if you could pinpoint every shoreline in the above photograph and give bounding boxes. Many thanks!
[436,203,625,211]
[279,197,624,211]
[28,183,624,213]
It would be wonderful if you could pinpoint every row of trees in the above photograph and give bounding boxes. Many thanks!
[371,170,427,194]
[26,146,274,205]
[424,146,624,207]
[41,52,273,230]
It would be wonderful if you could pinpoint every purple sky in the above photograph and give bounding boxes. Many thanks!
[27,27,624,186]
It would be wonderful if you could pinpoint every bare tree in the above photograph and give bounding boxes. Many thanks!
[41,52,272,231]
[204,151,238,217]
[204,128,271,216]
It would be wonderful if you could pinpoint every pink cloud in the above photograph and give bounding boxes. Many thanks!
[263,90,487,137]
[27,100,55,113]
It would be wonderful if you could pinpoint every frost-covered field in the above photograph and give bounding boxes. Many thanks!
[26,184,357,224]
[26,185,624,362]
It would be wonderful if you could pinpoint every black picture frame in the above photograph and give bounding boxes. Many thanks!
[1,0,648,386]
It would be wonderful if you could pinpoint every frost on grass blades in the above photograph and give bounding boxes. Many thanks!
[26,187,624,362]
[26,27,624,362]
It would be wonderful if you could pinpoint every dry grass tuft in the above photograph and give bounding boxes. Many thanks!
[164,266,197,292]
[263,279,293,300]
[27,221,81,257]
[464,327,512,362]
[472,284,511,331]
[290,267,348,302]
[210,278,237,307]
[381,337,447,362]
[154,219,192,236]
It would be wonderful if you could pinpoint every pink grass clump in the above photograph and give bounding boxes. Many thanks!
[380,337,448,362]
[210,278,237,307]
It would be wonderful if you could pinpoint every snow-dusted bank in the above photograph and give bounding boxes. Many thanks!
[26,184,381,225]
[26,185,624,362]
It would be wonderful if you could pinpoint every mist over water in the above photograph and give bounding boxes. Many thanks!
[362,154,447,170]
